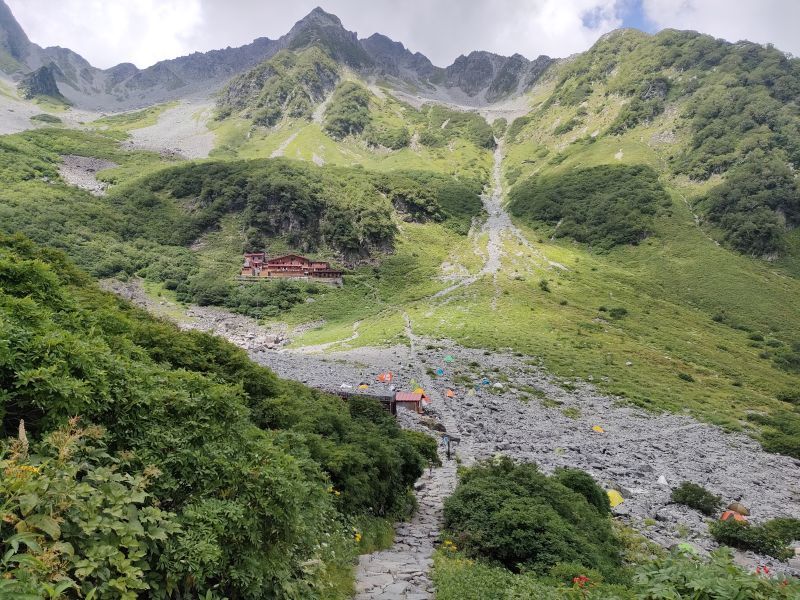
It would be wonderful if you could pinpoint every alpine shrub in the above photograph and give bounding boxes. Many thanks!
[554,468,611,515]
[443,457,622,576]
[710,519,800,560]
[670,482,722,516]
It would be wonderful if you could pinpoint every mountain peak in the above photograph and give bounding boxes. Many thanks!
[285,6,371,67]
[293,6,344,29]
[0,0,32,63]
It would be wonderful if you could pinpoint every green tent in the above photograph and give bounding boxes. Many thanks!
[444,355,454,363]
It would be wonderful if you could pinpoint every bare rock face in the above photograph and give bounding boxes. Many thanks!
[285,7,373,68]
[443,51,554,102]
[360,33,437,80]
[0,0,30,65]
[18,64,63,99]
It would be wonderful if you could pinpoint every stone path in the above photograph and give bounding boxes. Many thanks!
[355,459,458,599]
[354,315,466,599]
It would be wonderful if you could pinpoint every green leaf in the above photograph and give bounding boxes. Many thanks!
[26,514,61,540]
[18,493,40,516]
[5,532,41,553]
[52,579,77,596]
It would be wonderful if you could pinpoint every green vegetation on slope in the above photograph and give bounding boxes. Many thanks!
[508,164,671,250]
[89,102,177,131]
[324,80,371,138]
[701,150,800,256]
[417,104,496,150]
[321,80,494,152]
[0,234,435,598]
[544,27,800,256]
[217,47,339,125]
[0,128,483,318]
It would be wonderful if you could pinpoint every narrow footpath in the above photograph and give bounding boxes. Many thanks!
[354,316,466,599]
[354,458,457,599]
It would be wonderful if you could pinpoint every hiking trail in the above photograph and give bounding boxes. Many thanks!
[353,316,469,599]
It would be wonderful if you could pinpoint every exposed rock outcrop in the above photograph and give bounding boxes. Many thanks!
[18,64,64,99]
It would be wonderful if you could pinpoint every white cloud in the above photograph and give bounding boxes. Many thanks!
[642,0,800,56]
[6,0,203,68]
[5,0,625,68]
[5,0,798,71]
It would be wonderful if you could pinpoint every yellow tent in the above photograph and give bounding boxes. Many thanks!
[413,387,425,395]
[607,489,624,508]
[592,425,605,433]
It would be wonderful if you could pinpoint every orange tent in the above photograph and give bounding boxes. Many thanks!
[727,502,750,516]
[720,510,748,523]
[376,372,393,383]
[446,389,455,398]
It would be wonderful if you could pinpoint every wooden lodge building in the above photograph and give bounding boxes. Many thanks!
[239,253,343,285]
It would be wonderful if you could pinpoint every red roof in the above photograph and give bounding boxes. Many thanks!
[267,254,312,263]
[395,392,424,402]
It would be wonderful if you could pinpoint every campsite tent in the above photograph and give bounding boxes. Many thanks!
[727,502,750,516]
[607,490,624,508]
[720,510,748,523]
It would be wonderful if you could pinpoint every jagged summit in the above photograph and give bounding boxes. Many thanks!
[293,6,345,28]
[283,6,371,67]
[0,0,552,109]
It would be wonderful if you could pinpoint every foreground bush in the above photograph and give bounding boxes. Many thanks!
[670,481,722,516]
[554,467,611,515]
[1,422,179,598]
[634,548,800,599]
[433,547,800,600]
[443,457,622,576]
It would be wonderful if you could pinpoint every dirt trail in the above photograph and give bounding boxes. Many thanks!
[270,131,299,158]
[353,316,469,599]
[292,321,361,354]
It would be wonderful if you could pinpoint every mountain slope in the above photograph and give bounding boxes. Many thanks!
[505,28,800,258]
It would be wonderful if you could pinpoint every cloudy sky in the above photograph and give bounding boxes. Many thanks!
[6,0,799,70]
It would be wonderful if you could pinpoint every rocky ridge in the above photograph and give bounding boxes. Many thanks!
[0,1,553,110]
